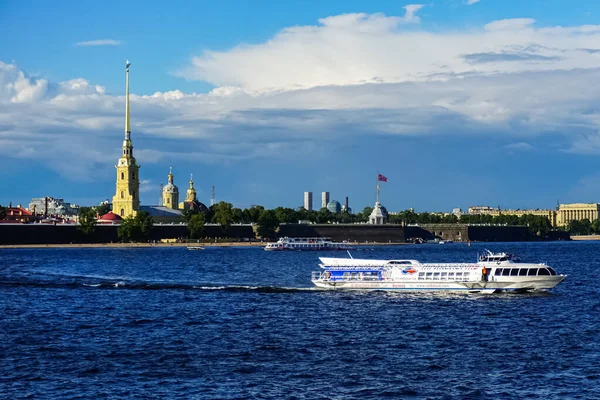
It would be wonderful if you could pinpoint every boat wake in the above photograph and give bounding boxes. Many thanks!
[0,278,318,293]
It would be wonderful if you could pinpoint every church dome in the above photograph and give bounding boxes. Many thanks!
[98,212,123,223]
[163,183,179,193]
[327,200,342,214]
[163,167,179,193]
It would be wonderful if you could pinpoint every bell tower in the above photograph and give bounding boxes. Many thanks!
[112,60,140,217]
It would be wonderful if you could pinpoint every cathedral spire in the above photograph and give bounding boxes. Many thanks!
[125,60,131,140]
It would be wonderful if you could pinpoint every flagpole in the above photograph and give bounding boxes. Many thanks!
[376,173,380,204]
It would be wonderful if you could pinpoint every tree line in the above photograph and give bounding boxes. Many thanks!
[71,201,587,241]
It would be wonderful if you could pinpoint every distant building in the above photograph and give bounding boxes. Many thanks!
[468,205,558,227]
[557,203,600,227]
[321,192,330,209]
[303,192,313,211]
[369,202,388,225]
[452,208,464,218]
[3,205,36,223]
[327,200,341,214]
[29,197,79,216]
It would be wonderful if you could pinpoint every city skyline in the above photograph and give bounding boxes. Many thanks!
[2,0,600,210]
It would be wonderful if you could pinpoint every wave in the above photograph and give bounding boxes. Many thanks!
[0,279,318,293]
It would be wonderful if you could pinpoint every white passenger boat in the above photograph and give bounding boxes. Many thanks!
[311,250,566,293]
[265,237,353,251]
[187,246,205,251]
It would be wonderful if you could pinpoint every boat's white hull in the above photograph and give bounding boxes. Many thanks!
[312,276,566,293]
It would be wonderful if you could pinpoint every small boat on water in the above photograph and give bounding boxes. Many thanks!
[187,246,205,251]
[311,249,566,293]
[265,237,353,251]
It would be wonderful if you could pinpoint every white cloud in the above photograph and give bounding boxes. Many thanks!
[467,0,480,5]
[75,39,122,46]
[402,4,424,23]
[179,14,600,94]
[3,13,600,182]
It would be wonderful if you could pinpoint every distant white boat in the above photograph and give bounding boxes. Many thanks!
[187,246,205,251]
[264,237,353,251]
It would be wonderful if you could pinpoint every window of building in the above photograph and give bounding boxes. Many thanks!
[120,208,124,216]
[167,198,170,204]
[132,173,135,180]
[121,172,124,180]
[120,191,124,199]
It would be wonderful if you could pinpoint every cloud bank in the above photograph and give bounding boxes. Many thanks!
[2,13,600,182]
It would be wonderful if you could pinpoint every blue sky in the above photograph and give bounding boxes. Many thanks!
[2,0,600,212]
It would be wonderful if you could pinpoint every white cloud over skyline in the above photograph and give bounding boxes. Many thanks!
[2,13,600,187]
[75,39,122,46]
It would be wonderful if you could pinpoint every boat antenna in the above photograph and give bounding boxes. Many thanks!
[347,250,354,259]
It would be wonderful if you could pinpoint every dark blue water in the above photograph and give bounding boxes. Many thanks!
[1,242,599,399]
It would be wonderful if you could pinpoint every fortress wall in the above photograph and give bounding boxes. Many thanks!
[277,224,406,243]
[0,224,255,245]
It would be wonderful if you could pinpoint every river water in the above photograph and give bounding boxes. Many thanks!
[1,242,598,399]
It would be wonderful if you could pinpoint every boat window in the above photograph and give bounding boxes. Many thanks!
[495,268,503,276]
[448,272,454,279]
[538,268,551,276]
[426,272,433,280]
[510,269,519,276]
[351,272,358,280]
[527,268,538,276]
[440,272,447,280]
[433,272,440,280]
[502,269,511,276]
[547,268,557,276]
[455,272,462,278]
[519,269,528,276]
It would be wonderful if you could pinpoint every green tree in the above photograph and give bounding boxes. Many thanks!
[568,219,592,236]
[118,211,154,242]
[95,203,111,216]
[257,209,279,238]
[211,201,234,226]
[232,207,243,224]
[316,207,333,224]
[187,212,205,239]
[274,207,298,224]
[592,219,600,234]
[182,208,200,223]
[243,205,265,223]
[77,206,97,235]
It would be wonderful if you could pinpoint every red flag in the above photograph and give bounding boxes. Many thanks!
[378,173,387,182]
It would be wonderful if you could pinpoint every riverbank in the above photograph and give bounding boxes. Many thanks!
[570,235,600,241]
[0,241,410,249]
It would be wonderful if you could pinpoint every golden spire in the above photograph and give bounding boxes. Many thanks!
[168,167,174,184]
[125,60,131,140]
